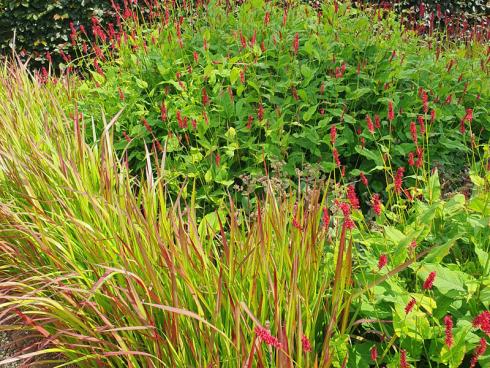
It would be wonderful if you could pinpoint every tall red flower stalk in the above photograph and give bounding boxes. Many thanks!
[347,185,360,209]
[330,125,337,145]
[322,208,330,229]
[370,346,378,362]
[293,32,299,55]
[366,114,375,134]
[417,115,426,134]
[388,101,395,122]
[400,349,408,368]
[378,254,388,270]
[301,335,312,352]
[423,271,436,290]
[371,194,382,216]
[473,311,490,335]
[255,326,281,349]
[405,298,416,314]
[394,167,405,194]
[202,88,209,106]
[470,338,487,368]
[257,103,264,120]
[359,172,368,186]
[333,149,341,167]
[422,90,429,113]
[410,121,418,145]
[444,315,454,348]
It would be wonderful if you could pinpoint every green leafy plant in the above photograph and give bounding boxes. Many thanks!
[76,0,489,210]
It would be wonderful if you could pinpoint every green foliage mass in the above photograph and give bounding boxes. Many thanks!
[0,0,116,66]
[79,0,489,209]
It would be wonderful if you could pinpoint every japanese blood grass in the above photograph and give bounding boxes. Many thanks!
[0,62,376,367]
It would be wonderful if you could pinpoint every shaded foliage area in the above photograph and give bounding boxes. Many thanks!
[0,0,120,67]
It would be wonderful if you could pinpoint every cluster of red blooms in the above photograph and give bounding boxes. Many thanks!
[388,101,395,122]
[333,149,341,167]
[473,311,490,335]
[359,172,368,186]
[378,254,388,270]
[371,194,382,216]
[176,110,188,129]
[257,103,264,120]
[394,167,405,194]
[338,202,355,230]
[405,298,416,314]
[370,346,377,362]
[400,349,408,368]
[202,88,209,106]
[346,185,360,209]
[142,118,152,133]
[330,125,337,146]
[460,108,474,134]
[470,338,487,368]
[293,32,299,55]
[322,208,330,229]
[444,315,453,348]
[423,271,436,290]
[301,335,312,352]
[255,326,281,349]
[366,114,375,134]
[334,63,346,79]
[247,115,254,129]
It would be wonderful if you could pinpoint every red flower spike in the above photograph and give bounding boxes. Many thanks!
[423,271,436,290]
[215,153,221,166]
[400,349,408,368]
[366,114,375,134]
[473,311,490,335]
[408,152,415,167]
[405,298,416,314]
[255,326,281,349]
[247,115,254,129]
[202,88,209,106]
[322,208,330,229]
[264,12,270,26]
[394,167,405,194]
[378,254,388,270]
[470,338,487,368]
[257,103,264,120]
[370,346,377,362]
[122,131,131,143]
[347,185,360,209]
[359,172,368,186]
[388,101,395,122]
[444,315,454,348]
[293,33,299,55]
[422,90,429,113]
[410,121,418,145]
[371,194,382,216]
[142,119,152,133]
[465,108,473,123]
[330,125,337,145]
[333,148,341,167]
[118,87,125,101]
[374,114,381,129]
[418,115,426,134]
[301,335,312,353]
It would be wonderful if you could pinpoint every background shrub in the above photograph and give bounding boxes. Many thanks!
[0,0,120,67]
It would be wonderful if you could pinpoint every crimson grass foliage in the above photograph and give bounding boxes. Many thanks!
[71,0,489,208]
